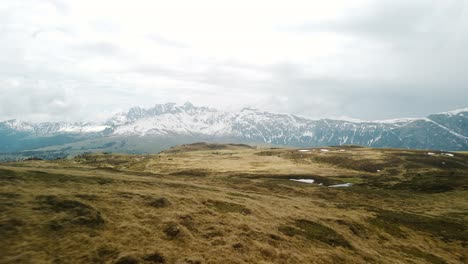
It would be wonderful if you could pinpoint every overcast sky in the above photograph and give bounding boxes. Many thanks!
[1,0,467,122]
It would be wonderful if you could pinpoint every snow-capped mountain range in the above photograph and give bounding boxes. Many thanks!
[2,119,109,135]
[1,103,467,156]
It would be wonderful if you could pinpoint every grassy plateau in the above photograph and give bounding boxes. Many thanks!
[0,143,467,263]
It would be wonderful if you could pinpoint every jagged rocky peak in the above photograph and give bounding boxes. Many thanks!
[114,102,219,122]
[127,106,145,120]
[129,102,201,117]
[1,119,34,131]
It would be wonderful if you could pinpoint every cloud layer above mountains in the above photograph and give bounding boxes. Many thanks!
[1,0,467,122]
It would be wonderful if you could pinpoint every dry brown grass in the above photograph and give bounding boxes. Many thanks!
[0,144,467,263]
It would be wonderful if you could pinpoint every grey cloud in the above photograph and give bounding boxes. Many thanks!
[290,1,466,42]
[264,1,468,118]
[0,0,466,122]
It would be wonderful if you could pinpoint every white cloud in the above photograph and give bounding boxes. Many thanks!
[0,0,466,122]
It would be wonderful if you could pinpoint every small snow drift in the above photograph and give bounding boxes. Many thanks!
[290,179,315,184]
[427,152,436,155]
[320,149,330,152]
[298,149,310,152]
[329,183,353,188]
[442,153,454,157]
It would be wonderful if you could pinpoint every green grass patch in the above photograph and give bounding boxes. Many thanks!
[369,210,467,242]
[279,219,351,248]
[311,155,388,173]
[35,195,105,229]
[329,176,365,184]
[391,170,467,193]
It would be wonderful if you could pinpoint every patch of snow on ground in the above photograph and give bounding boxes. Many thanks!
[320,149,330,152]
[427,152,436,155]
[290,179,315,184]
[298,149,310,152]
[339,149,345,152]
[442,153,454,157]
[329,183,353,188]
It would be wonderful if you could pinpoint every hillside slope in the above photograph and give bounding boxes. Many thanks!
[1,144,467,263]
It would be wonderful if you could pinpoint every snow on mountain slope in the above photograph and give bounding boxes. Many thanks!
[111,102,234,136]
[1,103,468,152]
[2,119,35,132]
[435,108,468,116]
[0,120,109,135]
[105,103,468,150]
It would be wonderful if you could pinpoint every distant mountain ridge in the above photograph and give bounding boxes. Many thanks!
[1,103,467,158]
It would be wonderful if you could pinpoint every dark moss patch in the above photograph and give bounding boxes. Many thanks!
[369,210,467,242]
[204,200,252,215]
[232,242,245,251]
[178,258,202,264]
[115,255,140,264]
[163,222,181,239]
[144,253,166,263]
[255,151,280,156]
[442,211,468,221]
[96,178,114,185]
[148,197,171,208]
[47,219,66,231]
[364,175,403,189]
[179,215,196,231]
[312,155,394,173]
[35,195,104,228]
[390,170,467,193]
[0,192,21,208]
[0,168,18,181]
[170,169,208,177]
[0,192,21,199]
[279,219,351,248]
[399,246,447,264]
[96,245,120,260]
[369,216,407,238]
[399,152,468,170]
[0,218,24,236]
[335,220,369,239]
